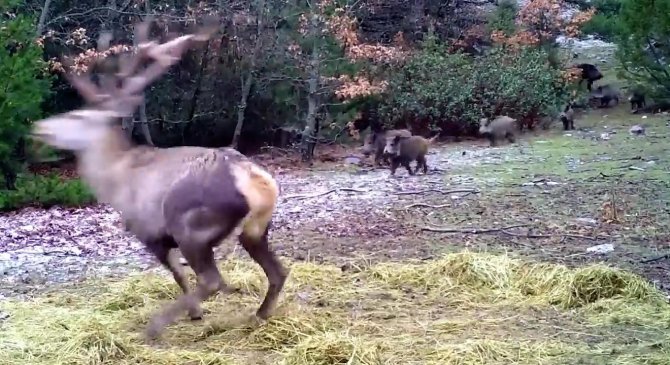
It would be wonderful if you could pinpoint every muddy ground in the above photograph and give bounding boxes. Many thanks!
[1,102,669,300]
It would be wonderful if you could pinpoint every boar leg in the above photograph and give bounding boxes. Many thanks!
[374,150,383,166]
[488,135,497,147]
[389,158,399,176]
[506,133,516,144]
[403,160,414,175]
[418,156,428,174]
[414,156,425,174]
[381,153,391,166]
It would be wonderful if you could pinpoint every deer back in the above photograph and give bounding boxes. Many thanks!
[89,143,278,242]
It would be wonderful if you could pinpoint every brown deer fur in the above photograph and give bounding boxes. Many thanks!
[30,18,288,340]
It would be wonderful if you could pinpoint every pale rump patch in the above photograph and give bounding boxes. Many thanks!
[231,161,279,240]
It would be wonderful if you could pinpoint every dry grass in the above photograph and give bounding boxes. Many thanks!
[1,252,669,365]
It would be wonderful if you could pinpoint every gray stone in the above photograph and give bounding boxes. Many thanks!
[586,243,615,254]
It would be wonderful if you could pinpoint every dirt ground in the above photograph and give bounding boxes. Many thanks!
[1,101,669,300]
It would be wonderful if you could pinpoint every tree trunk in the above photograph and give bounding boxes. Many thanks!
[232,73,253,149]
[0,162,16,190]
[121,117,134,137]
[138,101,154,146]
[36,0,53,35]
[182,43,210,144]
[104,0,117,30]
[136,0,154,146]
[301,46,320,163]
[231,0,266,150]
[410,0,425,36]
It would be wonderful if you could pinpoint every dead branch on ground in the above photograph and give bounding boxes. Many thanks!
[282,187,368,200]
[404,203,452,209]
[641,253,670,263]
[422,224,603,240]
[421,224,529,234]
[395,189,479,196]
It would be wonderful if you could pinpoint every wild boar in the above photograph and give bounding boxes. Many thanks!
[575,63,603,91]
[361,129,412,166]
[382,134,438,176]
[478,116,519,147]
[629,91,646,112]
[590,84,621,108]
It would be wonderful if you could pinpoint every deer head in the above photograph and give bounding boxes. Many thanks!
[31,17,218,151]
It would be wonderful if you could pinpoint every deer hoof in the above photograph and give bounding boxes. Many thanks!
[188,307,204,321]
[247,313,267,327]
[144,326,162,341]
[145,317,168,340]
[255,308,272,321]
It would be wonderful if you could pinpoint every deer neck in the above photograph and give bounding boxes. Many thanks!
[76,127,133,203]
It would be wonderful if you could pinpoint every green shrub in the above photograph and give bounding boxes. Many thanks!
[584,0,623,16]
[0,174,96,211]
[487,0,519,36]
[580,0,623,42]
[581,13,623,42]
[380,45,569,135]
[615,0,670,100]
[0,2,52,189]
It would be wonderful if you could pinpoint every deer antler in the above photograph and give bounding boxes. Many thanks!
[63,16,219,116]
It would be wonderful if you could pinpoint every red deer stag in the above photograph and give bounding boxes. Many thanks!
[30,18,289,340]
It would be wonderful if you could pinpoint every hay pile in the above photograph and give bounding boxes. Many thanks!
[1,252,669,365]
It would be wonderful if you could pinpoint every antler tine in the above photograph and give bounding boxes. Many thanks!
[120,18,220,97]
[60,56,107,105]
[146,15,219,67]
[58,30,119,106]
[117,17,155,79]
[96,31,118,96]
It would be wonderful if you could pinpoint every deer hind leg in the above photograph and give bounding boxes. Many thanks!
[145,239,203,320]
[145,208,243,340]
[145,245,224,340]
[239,217,288,320]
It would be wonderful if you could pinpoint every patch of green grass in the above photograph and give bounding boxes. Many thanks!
[456,109,670,186]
